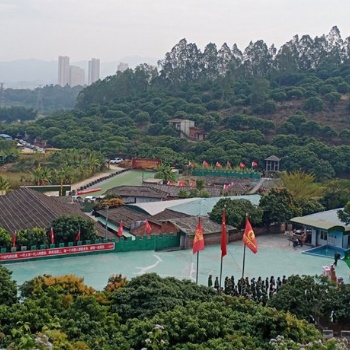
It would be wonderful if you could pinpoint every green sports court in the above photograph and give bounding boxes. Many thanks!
[6,234,348,290]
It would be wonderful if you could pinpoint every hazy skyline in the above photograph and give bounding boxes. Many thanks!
[1,0,350,63]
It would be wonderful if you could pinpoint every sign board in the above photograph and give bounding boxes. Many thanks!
[131,158,161,170]
[0,242,115,262]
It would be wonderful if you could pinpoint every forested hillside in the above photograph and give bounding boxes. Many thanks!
[2,27,350,180]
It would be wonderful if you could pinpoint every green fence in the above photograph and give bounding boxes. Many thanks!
[0,233,181,263]
[191,169,260,179]
[115,233,179,252]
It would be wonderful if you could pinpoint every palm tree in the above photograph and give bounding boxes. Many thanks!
[31,166,45,186]
[155,164,177,184]
[0,176,10,195]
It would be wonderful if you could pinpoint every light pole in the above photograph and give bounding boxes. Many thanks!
[105,205,109,239]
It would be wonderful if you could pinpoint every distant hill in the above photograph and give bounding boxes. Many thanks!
[0,56,159,89]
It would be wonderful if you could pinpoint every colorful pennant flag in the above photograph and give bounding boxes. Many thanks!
[75,228,81,242]
[50,227,55,245]
[216,161,222,168]
[252,161,258,167]
[203,160,209,167]
[12,231,16,248]
[221,208,227,257]
[239,162,246,168]
[193,219,205,254]
[188,161,194,168]
[118,221,123,237]
[145,220,152,233]
[243,218,257,254]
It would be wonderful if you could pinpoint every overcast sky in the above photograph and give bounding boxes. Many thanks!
[1,0,349,63]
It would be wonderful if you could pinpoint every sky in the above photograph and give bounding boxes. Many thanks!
[0,0,350,63]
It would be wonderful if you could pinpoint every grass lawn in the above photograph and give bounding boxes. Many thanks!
[80,170,156,197]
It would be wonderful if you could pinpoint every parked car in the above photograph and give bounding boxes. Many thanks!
[109,157,123,164]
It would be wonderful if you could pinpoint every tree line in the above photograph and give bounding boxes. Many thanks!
[0,270,348,349]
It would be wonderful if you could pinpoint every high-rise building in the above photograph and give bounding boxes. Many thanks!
[58,56,70,87]
[69,66,85,87]
[117,62,129,72]
[88,58,100,85]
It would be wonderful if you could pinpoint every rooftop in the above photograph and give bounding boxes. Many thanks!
[128,195,261,216]
[290,208,350,232]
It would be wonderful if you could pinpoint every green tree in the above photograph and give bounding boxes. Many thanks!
[0,265,18,306]
[155,164,177,184]
[338,201,350,225]
[259,188,301,226]
[280,171,324,201]
[51,216,98,243]
[0,176,10,193]
[210,198,263,229]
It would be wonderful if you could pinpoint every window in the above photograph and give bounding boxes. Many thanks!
[320,230,328,241]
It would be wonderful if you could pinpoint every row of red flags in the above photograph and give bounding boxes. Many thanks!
[192,209,258,255]
[191,161,258,168]
[10,219,153,248]
[11,227,82,247]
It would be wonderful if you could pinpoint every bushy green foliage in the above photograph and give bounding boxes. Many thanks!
[51,215,98,243]
[210,198,263,228]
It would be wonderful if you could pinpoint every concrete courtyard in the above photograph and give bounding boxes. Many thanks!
[6,234,349,290]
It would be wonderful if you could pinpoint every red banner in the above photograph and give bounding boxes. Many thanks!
[131,158,161,170]
[0,242,115,262]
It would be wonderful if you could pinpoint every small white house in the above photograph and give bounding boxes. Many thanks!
[290,208,350,249]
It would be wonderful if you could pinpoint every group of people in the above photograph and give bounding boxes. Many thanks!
[208,274,288,305]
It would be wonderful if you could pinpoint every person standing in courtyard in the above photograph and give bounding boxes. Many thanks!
[208,275,213,288]
[214,277,220,291]
[334,251,341,266]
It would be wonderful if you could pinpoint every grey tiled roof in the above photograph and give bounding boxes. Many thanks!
[104,185,169,199]
[165,216,236,235]
[0,187,103,235]
[97,206,150,229]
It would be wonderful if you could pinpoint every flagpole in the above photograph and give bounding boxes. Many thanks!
[219,205,226,289]
[241,214,248,295]
[196,251,199,284]
[195,216,201,284]
[219,255,223,289]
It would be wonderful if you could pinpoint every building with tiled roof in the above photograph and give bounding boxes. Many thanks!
[145,183,221,198]
[159,216,237,249]
[0,187,111,238]
[104,185,169,203]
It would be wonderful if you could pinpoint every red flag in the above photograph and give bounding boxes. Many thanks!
[75,228,81,242]
[118,221,123,237]
[252,161,258,167]
[239,162,245,168]
[243,218,257,254]
[193,219,205,254]
[12,231,16,247]
[223,184,229,190]
[203,160,209,167]
[145,220,152,233]
[216,161,222,168]
[221,208,227,257]
[227,161,231,168]
[50,227,55,245]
